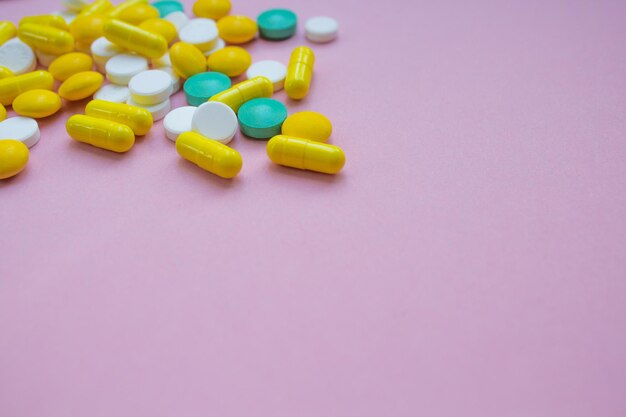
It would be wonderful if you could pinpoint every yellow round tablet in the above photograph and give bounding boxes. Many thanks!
[49,52,94,82]
[207,46,251,77]
[139,18,177,44]
[0,140,29,180]
[170,42,206,79]
[193,0,231,20]
[281,111,333,142]
[13,90,62,118]
[58,71,104,101]
[217,15,257,44]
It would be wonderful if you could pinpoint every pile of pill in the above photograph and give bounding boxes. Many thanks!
[0,0,344,180]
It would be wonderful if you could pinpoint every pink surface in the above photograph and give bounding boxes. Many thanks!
[1,0,626,415]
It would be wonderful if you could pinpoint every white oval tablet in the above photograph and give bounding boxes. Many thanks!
[127,97,171,121]
[0,39,36,75]
[0,117,40,148]
[203,38,225,57]
[179,18,218,52]
[305,17,339,43]
[106,53,149,86]
[163,106,196,142]
[246,60,287,91]
[191,101,237,144]
[94,84,130,103]
[129,69,173,105]
[165,11,190,31]
[35,49,59,67]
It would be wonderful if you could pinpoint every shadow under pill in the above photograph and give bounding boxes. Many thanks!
[176,159,240,190]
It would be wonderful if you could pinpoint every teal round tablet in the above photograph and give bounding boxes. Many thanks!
[238,98,288,139]
[257,9,297,40]
[184,72,231,106]
[152,1,184,18]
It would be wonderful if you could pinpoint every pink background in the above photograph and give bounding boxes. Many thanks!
[1,0,626,415]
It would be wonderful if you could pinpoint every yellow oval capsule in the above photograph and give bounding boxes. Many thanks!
[170,42,206,79]
[0,21,17,46]
[176,131,242,179]
[67,114,135,152]
[193,0,231,20]
[49,52,94,81]
[217,15,257,44]
[19,15,69,31]
[207,46,251,77]
[18,23,75,55]
[281,111,332,142]
[0,71,55,106]
[0,103,6,121]
[0,140,29,180]
[70,14,106,45]
[85,99,153,136]
[108,0,149,19]
[58,71,104,101]
[0,66,14,80]
[285,46,315,100]
[139,18,177,44]
[210,76,272,113]
[267,135,345,174]
[13,90,62,118]
[80,0,114,16]
[118,4,159,25]
[103,19,168,59]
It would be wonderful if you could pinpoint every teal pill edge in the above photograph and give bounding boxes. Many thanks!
[238,98,288,139]
[152,0,184,17]
[257,9,297,40]
[184,72,231,107]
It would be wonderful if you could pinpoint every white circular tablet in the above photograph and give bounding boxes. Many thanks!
[127,97,171,121]
[163,106,196,141]
[246,60,287,91]
[159,67,182,94]
[191,102,237,144]
[305,17,338,43]
[0,117,40,148]
[165,11,190,31]
[94,84,130,103]
[35,49,59,67]
[106,54,149,86]
[203,38,225,57]
[91,37,125,60]
[129,69,173,105]
[0,40,36,75]
[179,18,218,52]
[151,52,172,68]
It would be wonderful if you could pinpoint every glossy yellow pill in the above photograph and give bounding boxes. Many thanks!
[267,135,345,174]
[103,19,168,59]
[85,99,153,136]
[170,42,206,79]
[0,66,14,80]
[285,46,315,100]
[67,114,135,152]
[176,131,242,179]
[207,46,251,77]
[210,76,272,113]
[0,140,29,180]
[217,15,257,44]
[108,0,149,19]
[49,52,94,81]
[19,15,69,31]
[0,71,55,106]
[139,18,177,44]
[0,21,17,46]
[281,111,332,142]
[118,4,160,25]
[70,14,106,45]
[58,71,104,101]
[0,103,6,121]
[18,23,75,55]
[80,0,114,16]
[193,0,231,20]
[13,90,62,118]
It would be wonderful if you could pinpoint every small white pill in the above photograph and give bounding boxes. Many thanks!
[127,97,171,121]
[179,18,218,52]
[94,84,130,103]
[129,69,173,106]
[0,117,40,148]
[35,49,59,67]
[165,11,190,31]
[106,53,149,86]
[246,60,287,91]
[0,39,36,75]
[203,38,225,57]
[191,102,237,145]
[92,37,125,60]
[151,53,172,68]
[159,67,181,94]
[163,106,196,142]
[305,17,338,43]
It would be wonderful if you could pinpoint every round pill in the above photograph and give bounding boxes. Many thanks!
[257,9,297,40]
[203,38,225,57]
[0,39,36,75]
[170,42,206,79]
[13,90,62,118]
[246,60,286,91]
[153,0,184,17]
[35,49,59,68]
[49,52,94,81]
[91,37,125,63]
[0,103,6,122]
[237,98,287,139]
[193,0,231,20]
[207,46,251,77]
[305,17,338,43]
[94,84,130,103]
[164,11,190,31]
[129,69,173,106]
[163,106,196,141]
[282,111,332,142]
[139,18,178,44]
[118,4,160,25]
[126,97,171,121]
[59,71,104,101]
[179,18,218,52]
[184,71,231,106]
[0,117,40,148]
[159,67,182,94]
[106,53,149,85]
[0,140,29,180]
[217,15,258,44]
[191,101,237,144]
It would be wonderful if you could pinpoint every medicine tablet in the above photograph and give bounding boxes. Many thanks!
[170,41,206,79]
[129,69,173,106]
[106,53,149,86]
[0,39,36,75]
[238,98,287,139]
[207,46,251,77]
[163,106,196,141]
[305,17,338,43]
[0,117,40,148]
[127,97,171,121]
[179,18,218,52]
[13,90,62,118]
[257,9,297,40]
[58,71,104,101]
[62,0,88,12]
[35,49,59,68]
[159,67,182,94]
[281,111,332,142]
[91,37,125,72]
[54,10,78,25]
[0,140,29,180]
[192,101,237,144]
[49,52,94,81]
[94,84,130,103]
[164,11,190,31]
[203,38,225,57]
[217,15,258,44]
[193,0,231,20]
[184,72,231,106]
[153,0,184,18]
[151,52,172,68]
[246,60,286,91]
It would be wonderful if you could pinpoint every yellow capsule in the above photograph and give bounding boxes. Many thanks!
[193,0,231,20]
[58,71,104,101]
[0,66,14,80]
[0,103,6,121]
[170,42,206,79]
[13,90,62,118]
[0,21,17,46]
[18,23,75,55]
[70,14,106,45]
[176,131,242,179]
[67,114,135,152]
[118,4,160,25]
[281,111,332,142]
[285,46,315,100]
[80,0,114,16]
[108,0,149,19]
[209,76,272,113]
[85,99,153,136]
[19,15,69,32]
[0,140,29,180]
[217,15,257,44]
[267,135,345,174]
[139,18,177,44]
[0,71,55,106]
[49,52,94,81]
[103,19,168,59]
[207,46,251,77]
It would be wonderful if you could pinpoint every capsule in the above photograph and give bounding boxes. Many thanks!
[209,76,272,113]
[18,23,75,55]
[0,66,14,80]
[0,21,17,46]
[108,0,149,19]
[103,19,168,59]
[67,114,135,152]
[80,0,114,16]
[0,71,55,106]
[176,131,242,179]
[267,135,345,174]
[19,15,69,31]
[284,46,314,100]
[85,99,153,136]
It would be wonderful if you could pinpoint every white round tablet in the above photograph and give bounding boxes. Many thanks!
[246,60,287,91]
[106,54,149,86]
[0,117,40,148]
[127,97,171,121]
[159,67,182,94]
[179,18,218,52]
[35,49,59,67]
[305,17,339,43]
[94,84,130,103]
[0,39,36,75]
[151,52,172,68]
[129,69,173,105]
[165,11,190,31]
[203,38,225,57]
[163,106,196,141]
[191,102,237,144]
[91,37,125,60]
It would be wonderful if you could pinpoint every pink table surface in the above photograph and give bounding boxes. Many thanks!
[1,0,626,416]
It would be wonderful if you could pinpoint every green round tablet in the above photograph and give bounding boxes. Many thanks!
[184,72,231,106]
[152,1,184,17]
[238,98,288,139]
[257,9,297,40]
